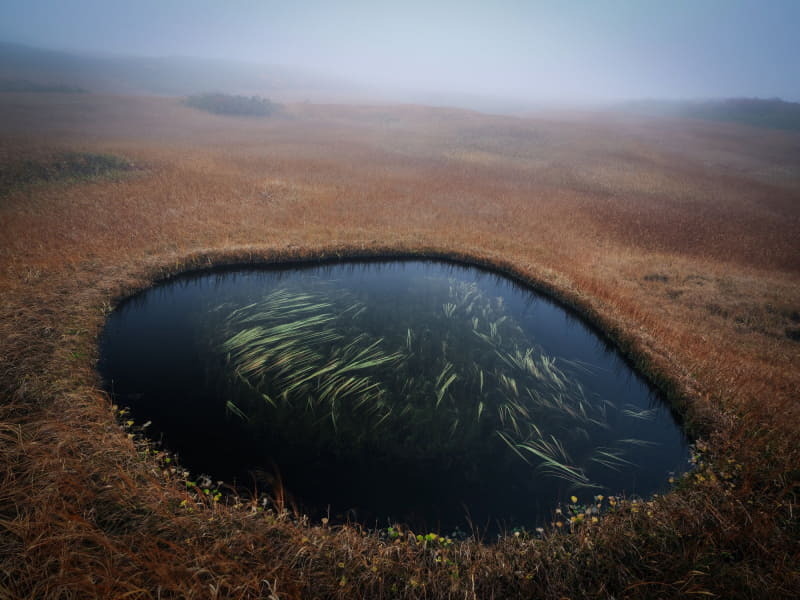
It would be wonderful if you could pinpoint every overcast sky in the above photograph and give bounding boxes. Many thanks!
[1,0,798,102]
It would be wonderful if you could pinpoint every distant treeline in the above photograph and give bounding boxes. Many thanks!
[184,93,278,116]
[0,78,87,93]
[624,97,800,131]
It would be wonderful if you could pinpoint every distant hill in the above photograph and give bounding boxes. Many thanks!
[0,78,87,93]
[621,98,800,131]
[5,42,799,126]
[0,41,351,97]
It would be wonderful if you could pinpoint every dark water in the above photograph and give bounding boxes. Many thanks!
[98,259,688,535]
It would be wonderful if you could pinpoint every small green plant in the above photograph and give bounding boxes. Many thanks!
[415,532,454,547]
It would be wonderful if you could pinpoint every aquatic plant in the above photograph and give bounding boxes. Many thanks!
[220,278,649,490]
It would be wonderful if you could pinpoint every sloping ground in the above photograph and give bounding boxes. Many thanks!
[0,41,348,97]
[0,94,798,598]
[621,98,800,132]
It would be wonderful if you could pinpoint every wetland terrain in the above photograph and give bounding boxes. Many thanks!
[1,91,799,598]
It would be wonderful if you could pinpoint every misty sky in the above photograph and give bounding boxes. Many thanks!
[1,0,799,102]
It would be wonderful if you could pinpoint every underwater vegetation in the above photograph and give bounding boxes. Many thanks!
[221,277,662,493]
[99,261,686,532]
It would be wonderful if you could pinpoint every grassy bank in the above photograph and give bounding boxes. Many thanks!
[0,93,798,598]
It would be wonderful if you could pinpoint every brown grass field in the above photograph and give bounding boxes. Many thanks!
[1,92,799,599]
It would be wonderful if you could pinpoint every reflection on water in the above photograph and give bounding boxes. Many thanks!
[99,259,688,534]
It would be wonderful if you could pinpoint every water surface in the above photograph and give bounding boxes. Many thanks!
[99,259,688,534]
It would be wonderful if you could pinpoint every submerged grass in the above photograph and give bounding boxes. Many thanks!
[219,278,652,494]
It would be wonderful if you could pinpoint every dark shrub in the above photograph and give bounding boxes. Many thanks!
[184,93,278,116]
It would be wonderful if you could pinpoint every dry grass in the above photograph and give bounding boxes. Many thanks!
[1,92,799,598]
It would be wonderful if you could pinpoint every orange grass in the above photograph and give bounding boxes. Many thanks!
[1,92,799,598]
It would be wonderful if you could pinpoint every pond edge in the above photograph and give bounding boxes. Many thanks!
[101,243,715,441]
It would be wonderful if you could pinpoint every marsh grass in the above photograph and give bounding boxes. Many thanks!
[1,94,798,598]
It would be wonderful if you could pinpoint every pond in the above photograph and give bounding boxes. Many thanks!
[98,259,688,536]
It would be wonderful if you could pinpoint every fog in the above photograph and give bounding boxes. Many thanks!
[1,0,799,105]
